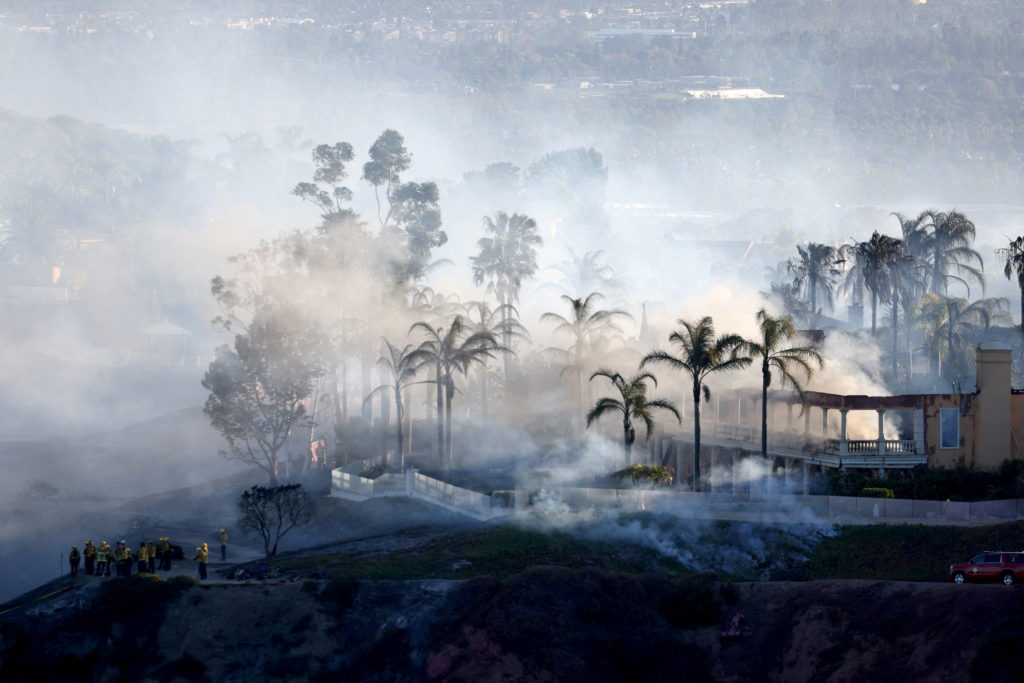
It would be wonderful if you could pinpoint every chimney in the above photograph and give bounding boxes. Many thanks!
[975,343,1012,469]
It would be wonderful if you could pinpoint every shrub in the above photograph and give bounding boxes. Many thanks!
[862,487,895,499]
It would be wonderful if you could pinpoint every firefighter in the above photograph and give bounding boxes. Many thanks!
[123,543,133,576]
[194,543,209,580]
[113,541,125,577]
[138,541,148,573]
[84,541,96,575]
[159,537,172,571]
[147,540,157,573]
[219,529,228,561]
[96,541,110,577]
[69,546,81,577]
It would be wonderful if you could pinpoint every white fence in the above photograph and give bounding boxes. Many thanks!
[330,463,499,520]
[332,458,1024,524]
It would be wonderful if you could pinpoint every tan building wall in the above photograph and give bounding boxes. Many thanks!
[922,394,977,469]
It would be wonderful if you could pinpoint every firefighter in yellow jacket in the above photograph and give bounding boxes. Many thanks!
[83,541,96,575]
[96,541,110,577]
[219,529,228,561]
[147,541,157,573]
[194,543,209,580]
[137,541,148,573]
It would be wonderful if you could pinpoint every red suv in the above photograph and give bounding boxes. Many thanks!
[949,552,1024,585]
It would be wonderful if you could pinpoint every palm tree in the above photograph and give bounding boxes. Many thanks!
[1002,236,1024,344]
[787,243,842,323]
[900,209,985,297]
[742,310,823,460]
[410,315,501,474]
[465,300,529,417]
[541,292,631,424]
[886,244,922,383]
[364,340,423,470]
[843,232,903,336]
[550,248,621,297]
[586,368,680,465]
[917,294,1009,378]
[762,281,812,328]
[470,211,542,379]
[641,317,751,491]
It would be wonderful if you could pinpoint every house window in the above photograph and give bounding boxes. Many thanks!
[940,408,959,449]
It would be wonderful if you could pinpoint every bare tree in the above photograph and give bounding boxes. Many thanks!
[238,484,314,556]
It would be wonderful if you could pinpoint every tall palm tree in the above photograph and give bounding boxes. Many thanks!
[470,211,542,379]
[410,315,501,474]
[465,300,529,417]
[842,232,903,335]
[541,292,631,424]
[1002,236,1024,344]
[787,243,842,323]
[364,340,423,470]
[641,317,751,491]
[742,310,823,459]
[900,209,985,297]
[586,368,680,464]
[887,244,922,383]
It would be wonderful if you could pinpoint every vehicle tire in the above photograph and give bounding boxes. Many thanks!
[953,572,966,584]
[1003,572,1015,586]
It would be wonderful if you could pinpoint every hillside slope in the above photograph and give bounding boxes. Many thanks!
[1,571,1021,682]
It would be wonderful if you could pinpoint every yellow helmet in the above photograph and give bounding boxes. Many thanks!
[219,529,225,533]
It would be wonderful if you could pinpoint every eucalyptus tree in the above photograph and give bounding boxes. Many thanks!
[742,310,823,459]
[292,142,357,221]
[787,243,843,323]
[410,315,501,473]
[541,292,631,423]
[641,317,751,491]
[362,129,411,229]
[202,306,323,485]
[465,300,528,417]
[1002,236,1024,344]
[470,211,543,379]
[363,339,424,470]
[842,232,903,335]
[586,368,680,465]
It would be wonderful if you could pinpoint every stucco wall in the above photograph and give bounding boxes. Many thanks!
[923,394,976,469]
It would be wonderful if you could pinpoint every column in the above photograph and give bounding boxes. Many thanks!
[876,409,886,455]
[839,409,849,455]
[802,461,810,495]
[913,408,925,455]
[822,408,830,436]
[804,406,811,437]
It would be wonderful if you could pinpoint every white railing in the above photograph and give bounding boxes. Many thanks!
[410,471,492,517]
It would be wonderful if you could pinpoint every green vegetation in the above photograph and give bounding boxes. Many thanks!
[861,488,895,499]
[268,525,687,581]
[826,461,1024,501]
[791,521,1024,582]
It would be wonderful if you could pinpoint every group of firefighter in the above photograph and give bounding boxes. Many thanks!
[67,529,228,581]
